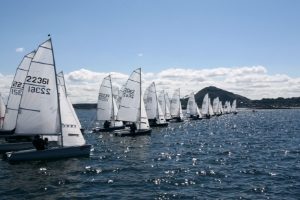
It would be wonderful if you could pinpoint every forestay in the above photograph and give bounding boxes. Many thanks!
[3,51,36,131]
[15,39,60,135]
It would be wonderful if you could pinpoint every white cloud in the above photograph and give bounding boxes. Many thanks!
[137,53,143,57]
[0,66,300,103]
[15,47,24,53]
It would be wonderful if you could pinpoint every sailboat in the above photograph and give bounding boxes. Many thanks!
[208,97,214,117]
[212,97,220,115]
[201,93,211,119]
[5,38,91,162]
[158,91,172,121]
[114,68,151,136]
[144,82,168,127]
[170,88,184,122]
[0,51,36,137]
[186,92,202,120]
[0,93,5,129]
[93,75,124,132]
[231,99,237,114]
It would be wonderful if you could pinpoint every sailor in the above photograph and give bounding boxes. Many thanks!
[103,120,110,129]
[44,137,49,149]
[130,123,137,133]
[32,135,46,150]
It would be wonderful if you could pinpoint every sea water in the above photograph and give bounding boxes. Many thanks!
[0,109,299,199]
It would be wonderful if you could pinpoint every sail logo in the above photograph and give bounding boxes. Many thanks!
[98,93,110,101]
[122,88,135,99]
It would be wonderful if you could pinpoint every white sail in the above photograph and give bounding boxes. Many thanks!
[212,97,220,114]
[138,95,150,130]
[144,82,166,124]
[0,93,6,128]
[164,93,172,120]
[97,75,123,127]
[187,92,201,117]
[144,82,157,120]
[201,93,209,115]
[232,100,237,113]
[158,91,171,120]
[15,39,60,135]
[208,98,214,116]
[97,75,114,121]
[170,88,182,118]
[219,101,223,114]
[117,68,141,122]
[3,51,35,130]
[57,71,82,130]
[57,81,85,146]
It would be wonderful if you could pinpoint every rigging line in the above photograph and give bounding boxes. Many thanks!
[39,45,52,50]
[31,60,53,66]
[19,107,40,112]
[24,83,46,88]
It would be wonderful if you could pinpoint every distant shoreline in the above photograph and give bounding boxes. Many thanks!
[73,103,300,110]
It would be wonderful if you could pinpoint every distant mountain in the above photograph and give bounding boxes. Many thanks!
[73,86,300,109]
[181,86,251,109]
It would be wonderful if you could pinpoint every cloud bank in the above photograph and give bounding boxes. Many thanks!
[1,66,300,103]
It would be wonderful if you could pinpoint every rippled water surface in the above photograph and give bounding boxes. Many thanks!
[0,109,300,199]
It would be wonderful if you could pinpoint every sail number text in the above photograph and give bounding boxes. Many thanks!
[26,76,49,85]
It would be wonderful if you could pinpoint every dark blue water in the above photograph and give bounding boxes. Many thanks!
[0,109,299,199]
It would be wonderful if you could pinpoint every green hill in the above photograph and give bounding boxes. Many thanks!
[181,86,251,109]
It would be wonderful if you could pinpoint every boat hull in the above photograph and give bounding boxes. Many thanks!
[5,144,91,163]
[114,129,152,137]
[149,122,169,127]
[0,142,34,153]
[92,125,125,133]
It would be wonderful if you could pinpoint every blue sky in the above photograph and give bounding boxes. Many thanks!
[0,0,299,77]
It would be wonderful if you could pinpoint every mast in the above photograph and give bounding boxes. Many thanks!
[139,68,142,128]
[50,37,63,147]
[178,88,180,116]
[154,83,159,119]
[109,74,115,126]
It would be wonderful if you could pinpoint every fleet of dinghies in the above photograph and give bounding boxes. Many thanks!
[0,37,238,162]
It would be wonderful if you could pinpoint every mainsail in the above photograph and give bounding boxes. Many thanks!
[144,82,166,124]
[97,75,122,127]
[15,39,60,135]
[170,88,183,118]
[187,92,201,117]
[3,51,36,130]
[201,93,209,115]
[117,68,150,130]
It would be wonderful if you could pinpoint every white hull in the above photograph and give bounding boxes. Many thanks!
[5,144,91,162]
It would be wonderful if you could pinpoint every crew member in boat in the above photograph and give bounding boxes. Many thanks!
[103,120,110,129]
[32,135,46,150]
[130,123,137,133]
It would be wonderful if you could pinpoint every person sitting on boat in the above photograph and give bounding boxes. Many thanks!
[44,137,49,149]
[130,122,137,134]
[32,135,46,150]
[103,120,110,129]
